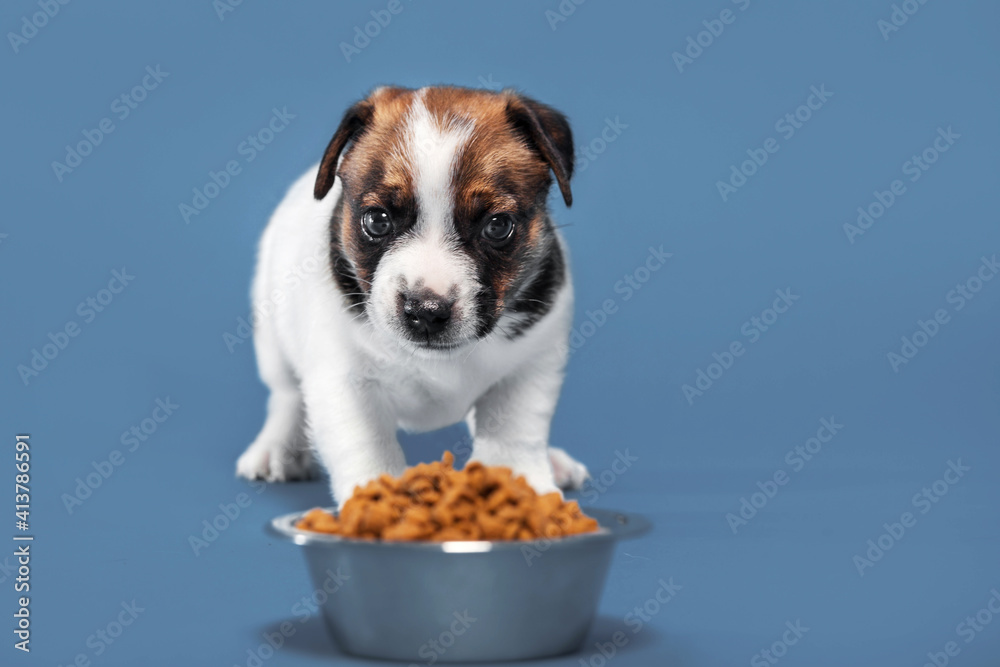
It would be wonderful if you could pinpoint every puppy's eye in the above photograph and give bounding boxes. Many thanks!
[482,214,514,245]
[361,209,393,238]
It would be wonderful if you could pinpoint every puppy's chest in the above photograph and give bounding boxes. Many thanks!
[369,354,498,431]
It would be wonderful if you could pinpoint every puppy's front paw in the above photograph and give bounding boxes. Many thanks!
[236,440,318,482]
[549,447,589,490]
[329,460,407,506]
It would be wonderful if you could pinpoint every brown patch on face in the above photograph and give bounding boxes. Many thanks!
[321,87,421,297]
[419,88,570,334]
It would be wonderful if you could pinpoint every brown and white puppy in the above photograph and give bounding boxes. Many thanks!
[236,86,587,504]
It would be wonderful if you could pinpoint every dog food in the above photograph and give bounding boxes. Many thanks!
[296,451,599,541]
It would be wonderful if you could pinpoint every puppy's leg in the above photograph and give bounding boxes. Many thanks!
[301,372,406,505]
[236,319,316,482]
[237,388,317,481]
[469,358,569,495]
[548,446,589,490]
[467,410,586,490]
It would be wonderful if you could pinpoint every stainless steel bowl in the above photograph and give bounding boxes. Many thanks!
[267,507,650,662]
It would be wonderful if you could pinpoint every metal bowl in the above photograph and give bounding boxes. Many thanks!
[267,507,650,662]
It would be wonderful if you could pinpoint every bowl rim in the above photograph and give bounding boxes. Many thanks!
[266,506,651,552]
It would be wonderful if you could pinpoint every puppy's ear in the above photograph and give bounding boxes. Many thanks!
[505,93,574,207]
[314,99,374,200]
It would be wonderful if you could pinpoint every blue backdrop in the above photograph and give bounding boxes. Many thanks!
[2,1,998,665]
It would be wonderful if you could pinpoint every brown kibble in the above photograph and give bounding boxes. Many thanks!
[404,505,433,524]
[478,511,507,540]
[494,504,522,522]
[542,521,563,539]
[432,525,471,542]
[294,452,600,542]
[431,504,455,526]
[383,519,434,541]
[485,487,510,511]
[502,521,522,541]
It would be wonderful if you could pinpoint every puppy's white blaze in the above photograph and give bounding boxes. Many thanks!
[372,90,480,338]
[404,92,475,243]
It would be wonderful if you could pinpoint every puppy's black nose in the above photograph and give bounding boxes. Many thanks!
[402,291,453,336]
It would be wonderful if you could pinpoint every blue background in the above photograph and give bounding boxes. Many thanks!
[2,0,998,665]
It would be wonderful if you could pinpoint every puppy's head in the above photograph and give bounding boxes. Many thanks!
[316,86,573,352]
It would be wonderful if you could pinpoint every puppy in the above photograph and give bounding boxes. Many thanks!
[236,85,588,504]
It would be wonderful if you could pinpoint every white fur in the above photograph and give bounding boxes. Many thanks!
[237,112,585,503]
[407,91,475,241]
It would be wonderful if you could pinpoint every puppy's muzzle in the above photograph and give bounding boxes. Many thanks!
[401,289,454,338]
